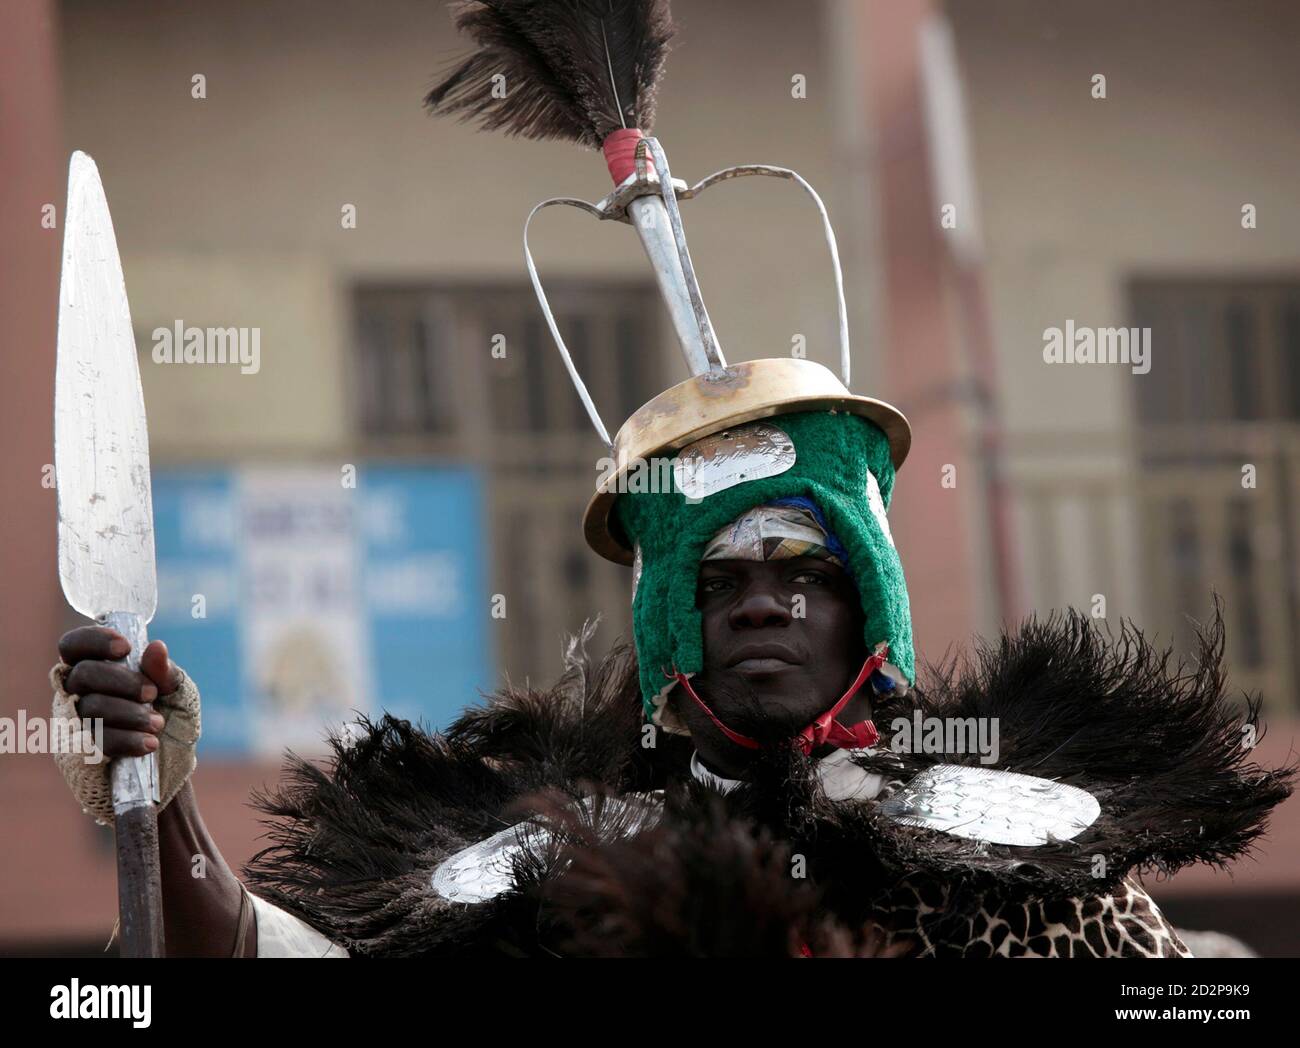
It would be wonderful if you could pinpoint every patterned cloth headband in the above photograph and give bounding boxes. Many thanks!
[701,498,845,567]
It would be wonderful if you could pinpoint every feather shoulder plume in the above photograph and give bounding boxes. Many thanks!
[244,609,1294,956]
[425,0,675,147]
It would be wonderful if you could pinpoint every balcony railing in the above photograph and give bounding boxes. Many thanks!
[1006,423,1300,713]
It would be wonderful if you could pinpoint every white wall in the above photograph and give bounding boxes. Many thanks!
[947,0,1300,623]
[59,0,860,457]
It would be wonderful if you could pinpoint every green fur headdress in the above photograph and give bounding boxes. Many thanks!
[614,409,913,727]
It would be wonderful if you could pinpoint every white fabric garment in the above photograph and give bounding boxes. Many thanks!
[690,747,893,802]
[248,891,349,958]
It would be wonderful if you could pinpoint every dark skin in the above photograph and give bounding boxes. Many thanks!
[681,556,872,779]
[57,558,896,956]
[677,557,916,957]
[57,627,256,957]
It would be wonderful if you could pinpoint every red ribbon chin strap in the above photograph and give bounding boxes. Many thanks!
[794,652,884,755]
[669,672,763,751]
[668,647,887,757]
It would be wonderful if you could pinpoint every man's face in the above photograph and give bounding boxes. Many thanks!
[679,555,868,772]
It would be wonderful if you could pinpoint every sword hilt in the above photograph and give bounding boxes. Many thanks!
[525,136,854,445]
[625,138,725,376]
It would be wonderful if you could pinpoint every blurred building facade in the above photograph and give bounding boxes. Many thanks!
[941,0,1300,947]
[1,0,1296,953]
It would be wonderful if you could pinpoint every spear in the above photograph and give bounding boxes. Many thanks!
[55,151,165,957]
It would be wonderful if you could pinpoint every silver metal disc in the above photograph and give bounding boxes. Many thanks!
[879,765,1101,847]
[674,422,796,500]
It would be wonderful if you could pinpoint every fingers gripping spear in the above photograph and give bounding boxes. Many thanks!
[55,152,165,957]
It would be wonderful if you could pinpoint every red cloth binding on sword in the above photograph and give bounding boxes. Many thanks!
[667,648,887,756]
[603,128,645,185]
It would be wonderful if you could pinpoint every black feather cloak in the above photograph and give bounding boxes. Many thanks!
[243,609,1294,957]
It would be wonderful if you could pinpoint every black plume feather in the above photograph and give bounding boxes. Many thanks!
[244,613,1295,956]
[426,0,675,147]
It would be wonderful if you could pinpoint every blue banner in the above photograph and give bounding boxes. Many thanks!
[151,464,491,756]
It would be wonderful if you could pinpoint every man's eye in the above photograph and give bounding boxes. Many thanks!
[790,570,829,585]
[701,578,734,594]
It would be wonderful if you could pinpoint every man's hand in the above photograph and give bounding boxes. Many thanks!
[58,625,180,759]
[52,630,254,955]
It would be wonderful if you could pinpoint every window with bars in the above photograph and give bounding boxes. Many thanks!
[1132,280,1300,428]
[1129,279,1300,710]
[353,282,667,684]
[355,284,663,439]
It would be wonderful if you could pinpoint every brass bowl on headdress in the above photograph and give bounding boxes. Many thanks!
[583,357,911,564]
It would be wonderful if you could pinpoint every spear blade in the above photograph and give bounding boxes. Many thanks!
[54,150,165,958]
[55,150,157,624]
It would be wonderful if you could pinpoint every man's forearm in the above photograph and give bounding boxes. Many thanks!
[156,780,256,957]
